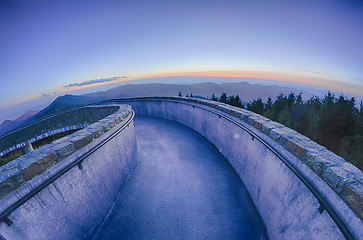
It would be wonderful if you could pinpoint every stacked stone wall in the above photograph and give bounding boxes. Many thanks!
[101,97,362,220]
[0,105,132,199]
[0,106,119,156]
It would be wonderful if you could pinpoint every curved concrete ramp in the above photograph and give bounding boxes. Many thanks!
[91,116,267,239]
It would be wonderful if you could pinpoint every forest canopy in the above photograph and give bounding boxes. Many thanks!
[205,92,363,170]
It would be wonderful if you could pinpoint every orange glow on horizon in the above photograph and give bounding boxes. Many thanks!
[5,69,360,110]
[130,70,363,97]
[64,70,363,97]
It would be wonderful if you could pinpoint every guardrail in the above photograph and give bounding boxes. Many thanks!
[106,98,355,240]
[0,110,135,227]
[0,99,110,139]
[0,105,118,157]
[188,102,352,240]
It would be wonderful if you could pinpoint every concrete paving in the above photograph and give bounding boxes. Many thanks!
[90,116,267,240]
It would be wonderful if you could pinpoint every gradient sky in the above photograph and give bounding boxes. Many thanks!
[1,0,363,111]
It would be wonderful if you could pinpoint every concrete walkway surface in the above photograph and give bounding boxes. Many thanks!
[90,116,267,240]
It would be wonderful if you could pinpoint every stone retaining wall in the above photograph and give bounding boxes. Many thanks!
[99,97,362,239]
[104,96,362,220]
[205,98,363,220]
[0,105,132,200]
[0,106,119,156]
[0,104,137,240]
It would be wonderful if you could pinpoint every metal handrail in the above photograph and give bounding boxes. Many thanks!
[111,97,354,240]
[0,101,113,139]
[0,104,120,157]
[0,110,135,226]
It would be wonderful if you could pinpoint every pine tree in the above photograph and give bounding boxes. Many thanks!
[219,92,227,103]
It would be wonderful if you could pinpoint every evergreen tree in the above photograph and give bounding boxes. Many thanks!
[265,97,273,110]
[278,105,293,128]
[247,98,264,115]
[219,92,227,103]
[233,95,243,108]
[246,92,361,170]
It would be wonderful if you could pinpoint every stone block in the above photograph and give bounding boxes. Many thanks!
[240,113,253,122]
[69,131,93,150]
[0,173,26,200]
[252,117,271,131]
[269,128,290,145]
[234,111,241,118]
[102,123,112,132]
[300,140,327,155]
[269,127,305,148]
[246,115,257,125]
[122,111,130,118]
[210,103,218,108]
[341,181,363,220]
[252,119,262,129]
[302,148,347,178]
[319,151,346,170]
[97,119,111,132]
[53,141,75,159]
[113,116,121,124]
[216,105,224,111]
[268,127,282,142]
[260,121,284,135]
[88,124,104,138]
[321,166,352,194]
[341,162,362,176]
[219,105,227,113]
[301,151,329,176]
[354,173,363,185]
[285,140,306,158]
[0,161,21,182]
[228,109,236,116]
[109,119,116,128]
[22,152,57,181]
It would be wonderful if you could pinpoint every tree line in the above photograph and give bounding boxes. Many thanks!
[180,91,363,170]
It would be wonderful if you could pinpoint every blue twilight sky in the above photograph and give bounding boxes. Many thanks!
[1,0,363,114]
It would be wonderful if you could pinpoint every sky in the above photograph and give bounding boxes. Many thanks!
[1,0,363,120]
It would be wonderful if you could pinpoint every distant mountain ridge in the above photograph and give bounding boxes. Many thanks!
[0,95,106,136]
[24,95,107,123]
[83,82,315,102]
[0,82,315,136]
[0,110,40,135]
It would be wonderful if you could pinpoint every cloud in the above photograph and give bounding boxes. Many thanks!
[301,69,320,74]
[64,76,125,88]
[42,93,50,97]
[41,91,58,98]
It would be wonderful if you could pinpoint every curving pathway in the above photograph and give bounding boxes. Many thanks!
[90,116,267,239]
